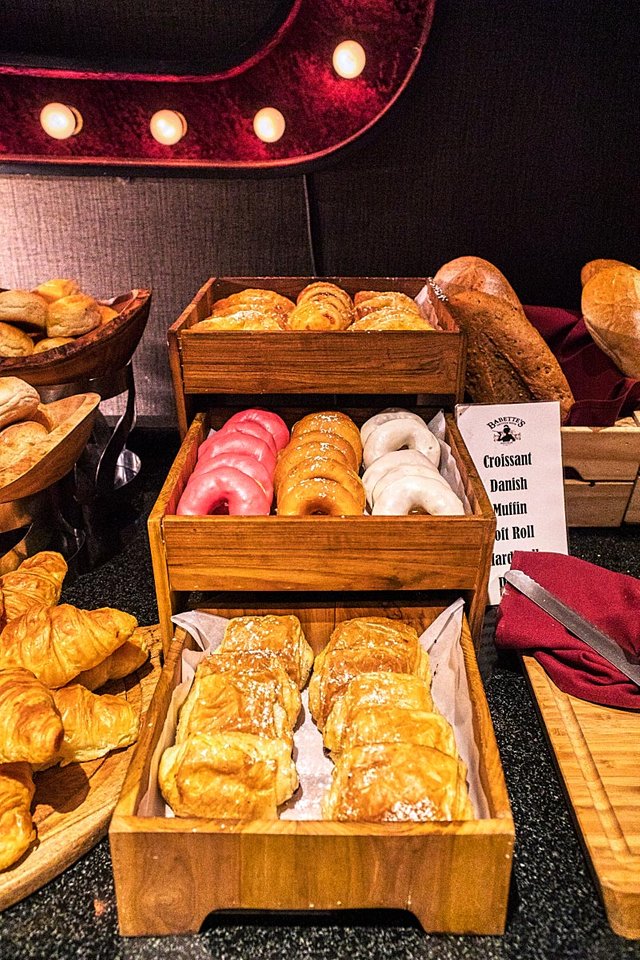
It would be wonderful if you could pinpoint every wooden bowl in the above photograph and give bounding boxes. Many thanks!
[0,392,100,503]
[0,289,151,386]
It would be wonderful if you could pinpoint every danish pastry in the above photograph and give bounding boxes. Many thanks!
[159,731,298,819]
[0,290,48,331]
[336,706,458,758]
[289,282,354,331]
[313,617,429,680]
[219,615,313,689]
[46,294,102,338]
[0,322,34,357]
[322,742,473,822]
[196,650,301,728]
[190,311,283,332]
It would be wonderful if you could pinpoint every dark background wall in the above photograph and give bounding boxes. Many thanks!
[0,0,638,423]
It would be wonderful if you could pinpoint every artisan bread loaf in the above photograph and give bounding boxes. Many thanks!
[434,256,522,310]
[446,289,574,422]
[581,264,640,378]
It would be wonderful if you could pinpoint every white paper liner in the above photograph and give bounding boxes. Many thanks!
[138,602,490,820]
[427,410,472,514]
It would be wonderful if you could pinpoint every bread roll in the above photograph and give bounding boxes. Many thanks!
[33,337,74,353]
[0,322,34,357]
[0,378,40,429]
[98,305,119,325]
[580,259,638,288]
[434,256,522,310]
[447,289,574,422]
[0,422,49,470]
[0,291,48,332]
[32,279,81,304]
[582,265,640,378]
[47,294,101,338]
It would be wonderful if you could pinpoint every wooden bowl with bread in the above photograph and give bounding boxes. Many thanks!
[0,382,100,502]
[0,285,151,387]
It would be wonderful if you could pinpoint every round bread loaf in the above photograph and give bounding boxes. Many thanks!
[0,377,41,428]
[32,279,81,304]
[434,256,522,310]
[447,289,575,422]
[46,294,101,338]
[582,265,640,379]
[0,291,48,332]
[0,322,35,357]
[580,260,638,288]
[0,421,49,470]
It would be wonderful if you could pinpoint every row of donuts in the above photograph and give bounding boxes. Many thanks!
[175,407,465,517]
[189,282,433,333]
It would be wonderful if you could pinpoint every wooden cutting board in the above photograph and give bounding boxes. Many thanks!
[0,624,162,912]
[524,656,640,939]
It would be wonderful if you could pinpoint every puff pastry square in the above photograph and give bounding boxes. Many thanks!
[219,615,313,689]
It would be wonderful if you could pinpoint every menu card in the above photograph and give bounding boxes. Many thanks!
[456,401,568,604]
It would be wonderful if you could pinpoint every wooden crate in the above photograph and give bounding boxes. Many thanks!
[110,601,514,937]
[167,277,466,437]
[148,412,495,649]
[562,414,640,526]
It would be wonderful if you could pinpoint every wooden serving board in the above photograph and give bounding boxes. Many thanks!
[0,625,162,912]
[524,656,640,939]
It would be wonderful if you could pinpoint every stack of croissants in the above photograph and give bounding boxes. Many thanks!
[0,278,118,357]
[159,613,472,823]
[0,552,148,870]
[189,282,433,332]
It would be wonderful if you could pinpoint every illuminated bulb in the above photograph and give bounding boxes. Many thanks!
[39,102,83,140]
[332,40,366,79]
[149,109,187,146]
[253,107,285,143]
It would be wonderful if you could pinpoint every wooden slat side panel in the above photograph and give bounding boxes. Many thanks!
[564,480,632,528]
[562,418,640,482]
[524,657,640,939]
[163,517,488,592]
[624,477,640,524]
[180,331,462,396]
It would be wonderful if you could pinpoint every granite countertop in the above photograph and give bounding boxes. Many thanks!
[2,429,640,960]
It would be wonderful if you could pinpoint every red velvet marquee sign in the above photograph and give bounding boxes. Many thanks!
[0,0,436,169]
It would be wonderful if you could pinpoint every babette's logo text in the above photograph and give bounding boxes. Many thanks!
[488,415,525,444]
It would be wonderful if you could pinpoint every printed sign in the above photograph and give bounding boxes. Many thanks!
[456,401,568,604]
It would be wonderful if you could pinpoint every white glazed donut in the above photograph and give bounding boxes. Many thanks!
[371,475,465,516]
[360,408,426,446]
[363,418,441,470]
[362,450,442,508]
[371,465,452,507]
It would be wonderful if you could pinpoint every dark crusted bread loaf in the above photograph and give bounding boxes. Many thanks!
[446,289,574,422]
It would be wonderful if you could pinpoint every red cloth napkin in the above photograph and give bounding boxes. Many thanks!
[496,551,640,709]
[524,305,640,426]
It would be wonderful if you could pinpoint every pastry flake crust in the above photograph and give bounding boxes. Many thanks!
[220,615,314,690]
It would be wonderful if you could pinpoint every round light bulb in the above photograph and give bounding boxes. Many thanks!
[39,102,83,140]
[149,109,187,146]
[253,107,285,144]
[332,40,366,79]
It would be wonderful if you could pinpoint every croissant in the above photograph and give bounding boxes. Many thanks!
[0,551,68,623]
[322,742,473,822]
[159,732,298,819]
[0,762,36,870]
[73,631,150,692]
[48,685,139,765]
[0,604,138,688]
[0,666,64,765]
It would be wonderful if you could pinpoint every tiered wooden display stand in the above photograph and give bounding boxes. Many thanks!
[112,277,514,936]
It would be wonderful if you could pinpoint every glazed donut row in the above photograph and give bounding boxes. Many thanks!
[176,409,289,516]
[360,410,465,516]
[275,412,365,516]
[190,282,433,333]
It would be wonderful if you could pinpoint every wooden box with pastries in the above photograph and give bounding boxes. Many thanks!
[148,406,495,649]
[109,600,514,937]
[0,281,151,387]
[168,276,466,437]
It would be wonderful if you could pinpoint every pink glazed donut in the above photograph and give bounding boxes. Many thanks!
[177,466,272,516]
[191,452,274,500]
[224,409,289,451]
[218,418,277,455]
[198,430,277,473]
